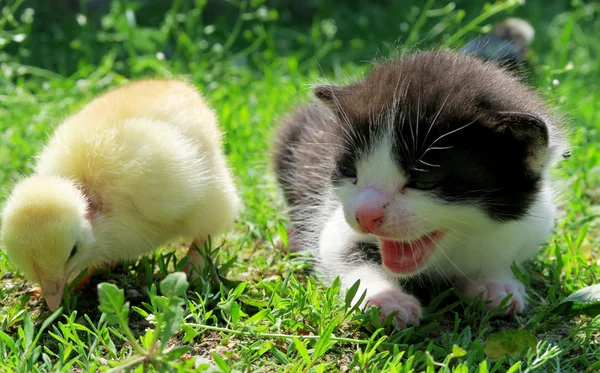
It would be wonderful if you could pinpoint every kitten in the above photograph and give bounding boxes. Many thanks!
[272,49,567,328]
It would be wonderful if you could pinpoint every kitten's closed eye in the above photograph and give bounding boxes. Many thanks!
[406,180,439,190]
[337,159,357,180]
[407,169,452,191]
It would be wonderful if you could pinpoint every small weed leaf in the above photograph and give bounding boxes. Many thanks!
[22,312,33,351]
[505,362,522,373]
[68,267,90,292]
[270,345,290,365]
[483,329,538,360]
[344,279,360,309]
[217,295,238,314]
[97,283,128,326]
[277,220,288,249]
[159,272,189,298]
[160,302,185,350]
[211,351,230,372]
[230,301,241,324]
[0,331,17,353]
[552,283,600,318]
[164,345,192,361]
[238,294,269,308]
[292,337,311,366]
[478,360,488,373]
[153,296,170,313]
[131,306,150,319]
[182,324,200,343]
[232,281,247,297]
[452,344,467,358]
[218,273,245,293]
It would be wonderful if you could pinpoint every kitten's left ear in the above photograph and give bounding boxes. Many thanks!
[313,84,349,116]
[496,111,550,174]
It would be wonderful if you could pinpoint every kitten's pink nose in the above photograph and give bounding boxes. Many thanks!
[355,187,387,234]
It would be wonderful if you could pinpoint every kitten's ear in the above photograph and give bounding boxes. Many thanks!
[496,111,548,145]
[496,111,550,174]
[313,84,348,114]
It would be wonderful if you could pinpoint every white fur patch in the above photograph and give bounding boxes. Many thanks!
[357,136,407,194]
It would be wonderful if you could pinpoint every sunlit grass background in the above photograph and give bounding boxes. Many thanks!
[0,0,599,371]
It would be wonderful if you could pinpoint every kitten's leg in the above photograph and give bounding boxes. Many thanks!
[340,260,422,328]
[452,195,556,314]
[316,210,422,328]
[455,271,527,313]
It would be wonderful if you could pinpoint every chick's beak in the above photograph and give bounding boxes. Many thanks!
[39,276,67,311]
[33,262,73,311]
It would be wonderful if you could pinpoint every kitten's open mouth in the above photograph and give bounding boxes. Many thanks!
[380,231,445,274]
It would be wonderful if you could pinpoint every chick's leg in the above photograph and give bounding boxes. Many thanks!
[71,262,117,291]
[71,268,96,291]
[183,237,207,281]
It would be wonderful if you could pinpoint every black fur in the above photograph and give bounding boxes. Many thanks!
[346,241,382,265]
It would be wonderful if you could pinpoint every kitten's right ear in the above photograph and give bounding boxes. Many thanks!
[313,84,348,114]
[495,111,550,175]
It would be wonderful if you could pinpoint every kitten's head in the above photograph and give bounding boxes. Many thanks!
[314,50,566,276]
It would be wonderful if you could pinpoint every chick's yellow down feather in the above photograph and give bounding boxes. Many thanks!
[1,79,241,311]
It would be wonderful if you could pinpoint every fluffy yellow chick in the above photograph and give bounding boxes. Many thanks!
[1,79,241,311]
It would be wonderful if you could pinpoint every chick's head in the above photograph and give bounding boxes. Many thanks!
[1,176,94,311]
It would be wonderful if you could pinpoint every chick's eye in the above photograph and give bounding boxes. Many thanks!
[337,160,357,179]
[69,244,78,260]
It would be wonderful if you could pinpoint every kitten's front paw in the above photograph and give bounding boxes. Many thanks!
[461,277,527,313]
[364,288,422,328]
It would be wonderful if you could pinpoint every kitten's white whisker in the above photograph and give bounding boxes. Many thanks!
[397,111,411,160]
[419,234,453,284]
[408,105,416,158]
[419,146,453,158]
[391,74,409,135]
[421,117,478,158]
[417,160,440,168]
[423,91,452,147]
[323,92,361,152]
[425,232,470,282]
[415,95,420,157]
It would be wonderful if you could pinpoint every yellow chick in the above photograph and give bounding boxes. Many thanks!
[0,79,241,311]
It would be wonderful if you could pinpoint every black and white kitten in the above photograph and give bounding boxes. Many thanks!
[272,50,567,328]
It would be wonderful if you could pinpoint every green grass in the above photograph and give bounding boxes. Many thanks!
[0,0,599,371]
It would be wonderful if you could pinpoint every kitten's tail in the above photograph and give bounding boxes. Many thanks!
[460,17,534,70]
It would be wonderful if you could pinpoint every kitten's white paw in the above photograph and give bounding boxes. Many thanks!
[462,277,527,313]
[364,288,422,328]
